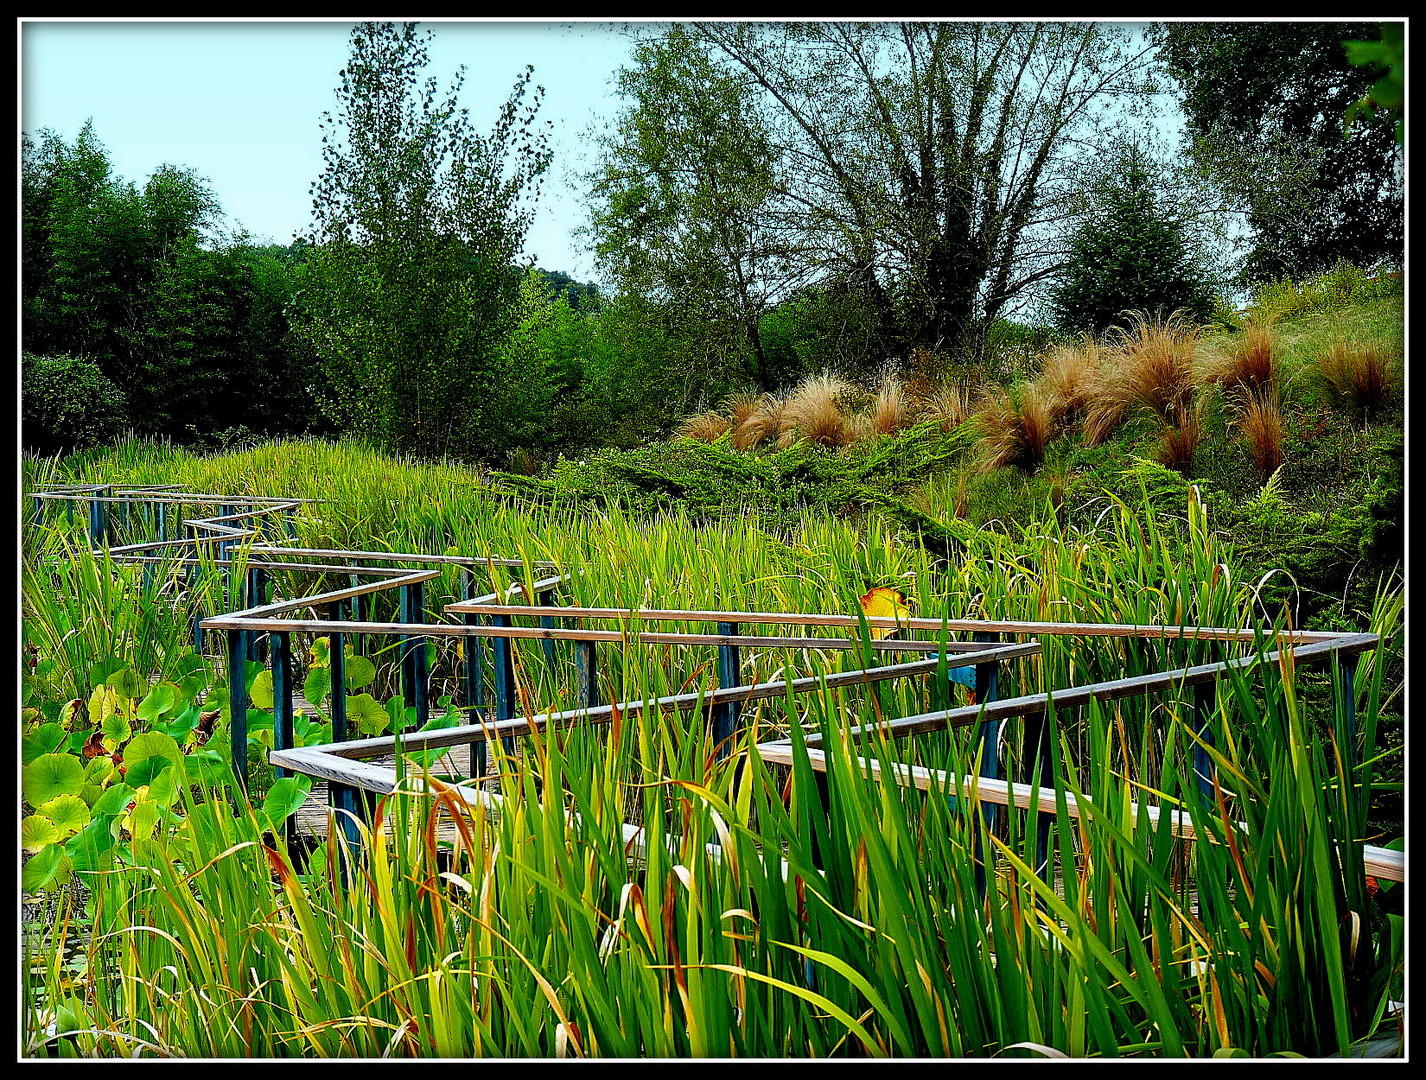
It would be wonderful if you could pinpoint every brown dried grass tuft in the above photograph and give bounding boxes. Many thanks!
[1316,339,1396,419]
[1237,391,1285,480]
[1083,310,1202,444]
[975,382,1057,473]
[1203,323,1278,402]
[722,390,766,430]
[1157,407,1204,474]
[733,395,787,451]
[869,375,913,437]
[677,411,732,442]
[1039,337,1102,424]
[915,381,976,432]
[782,373,855,448]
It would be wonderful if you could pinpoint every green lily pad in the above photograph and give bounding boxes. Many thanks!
[39,793,92,837]
[22,814,61,854]
[23,753,86,808]
[137,681,182,722]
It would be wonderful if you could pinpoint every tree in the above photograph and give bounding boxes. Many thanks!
[21,122,315,441]
[603,22,1158,363]
[1048,144,1218,335]
[587,26,796,393]
[292,21,551,460]
[1152,22,1404,284]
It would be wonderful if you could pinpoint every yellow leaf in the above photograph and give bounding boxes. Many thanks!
[858,586,910,639]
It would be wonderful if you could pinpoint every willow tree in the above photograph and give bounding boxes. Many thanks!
[294,21,550,459]
[597,22,1157,364]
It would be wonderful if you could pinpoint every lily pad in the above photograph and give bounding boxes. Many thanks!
[23,753,86,809]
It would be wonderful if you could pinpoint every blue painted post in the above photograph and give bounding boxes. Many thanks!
[228,629,249,794]
[219,504,234,613]
[270,630,294,844]
[962,631,1002,897]
[1022,709,1055,877]
[156,500,167,543]
[246,566,269,662]
[540,613,559,675]
[401,581,428,730]
[460,574,488,781]
[492,613,516,758]
[1191,681,1216,809]
[576,641,599,710]
[348,576,366,656]
[88,489,108,547]
[327,605,361,848]
[1192,679,1217,920]
[714,621,742,758]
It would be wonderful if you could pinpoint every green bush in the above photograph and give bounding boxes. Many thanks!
[21,353,129,455]
[1048,152,1218,336]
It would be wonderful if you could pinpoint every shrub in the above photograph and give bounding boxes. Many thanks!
[21,353,129,455]
[1048,153,1218,336]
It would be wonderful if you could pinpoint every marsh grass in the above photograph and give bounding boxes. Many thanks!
[21,440,1403,1058]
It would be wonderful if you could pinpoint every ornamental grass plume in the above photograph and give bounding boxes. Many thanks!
[869,373,913,437]
[732,394,787,451]
[1038,336,1102,425]
[1237,389,1285,480]
[914,380,976,432]
[1202,322,1278,403]
[1316,338,1396,420]
[1083,310,1202,445]
[781,373,855,448]
[975,381,1057,473]
[677,411,732,443]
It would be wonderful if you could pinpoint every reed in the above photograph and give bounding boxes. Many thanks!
[21,441,1402,1058]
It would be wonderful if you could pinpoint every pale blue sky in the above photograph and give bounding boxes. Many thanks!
[19,18,641,282]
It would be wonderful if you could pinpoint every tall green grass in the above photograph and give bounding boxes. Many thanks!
[21,437,1402,1057]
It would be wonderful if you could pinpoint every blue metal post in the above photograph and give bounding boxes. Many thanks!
[246,566,268,662]
[327,605,361,848]
[462,574,487,781]
[401,581,428,730]
[1192,680,1217,920]
[270,630,294,843]
[540,613,559,675]
[492,613,516,757]
[714,621,742,758]
[89,489,108,546]
[1022,708,1055,877]
[576,641,599,710]
[970,631,1002,896]
[228,629,249,794]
